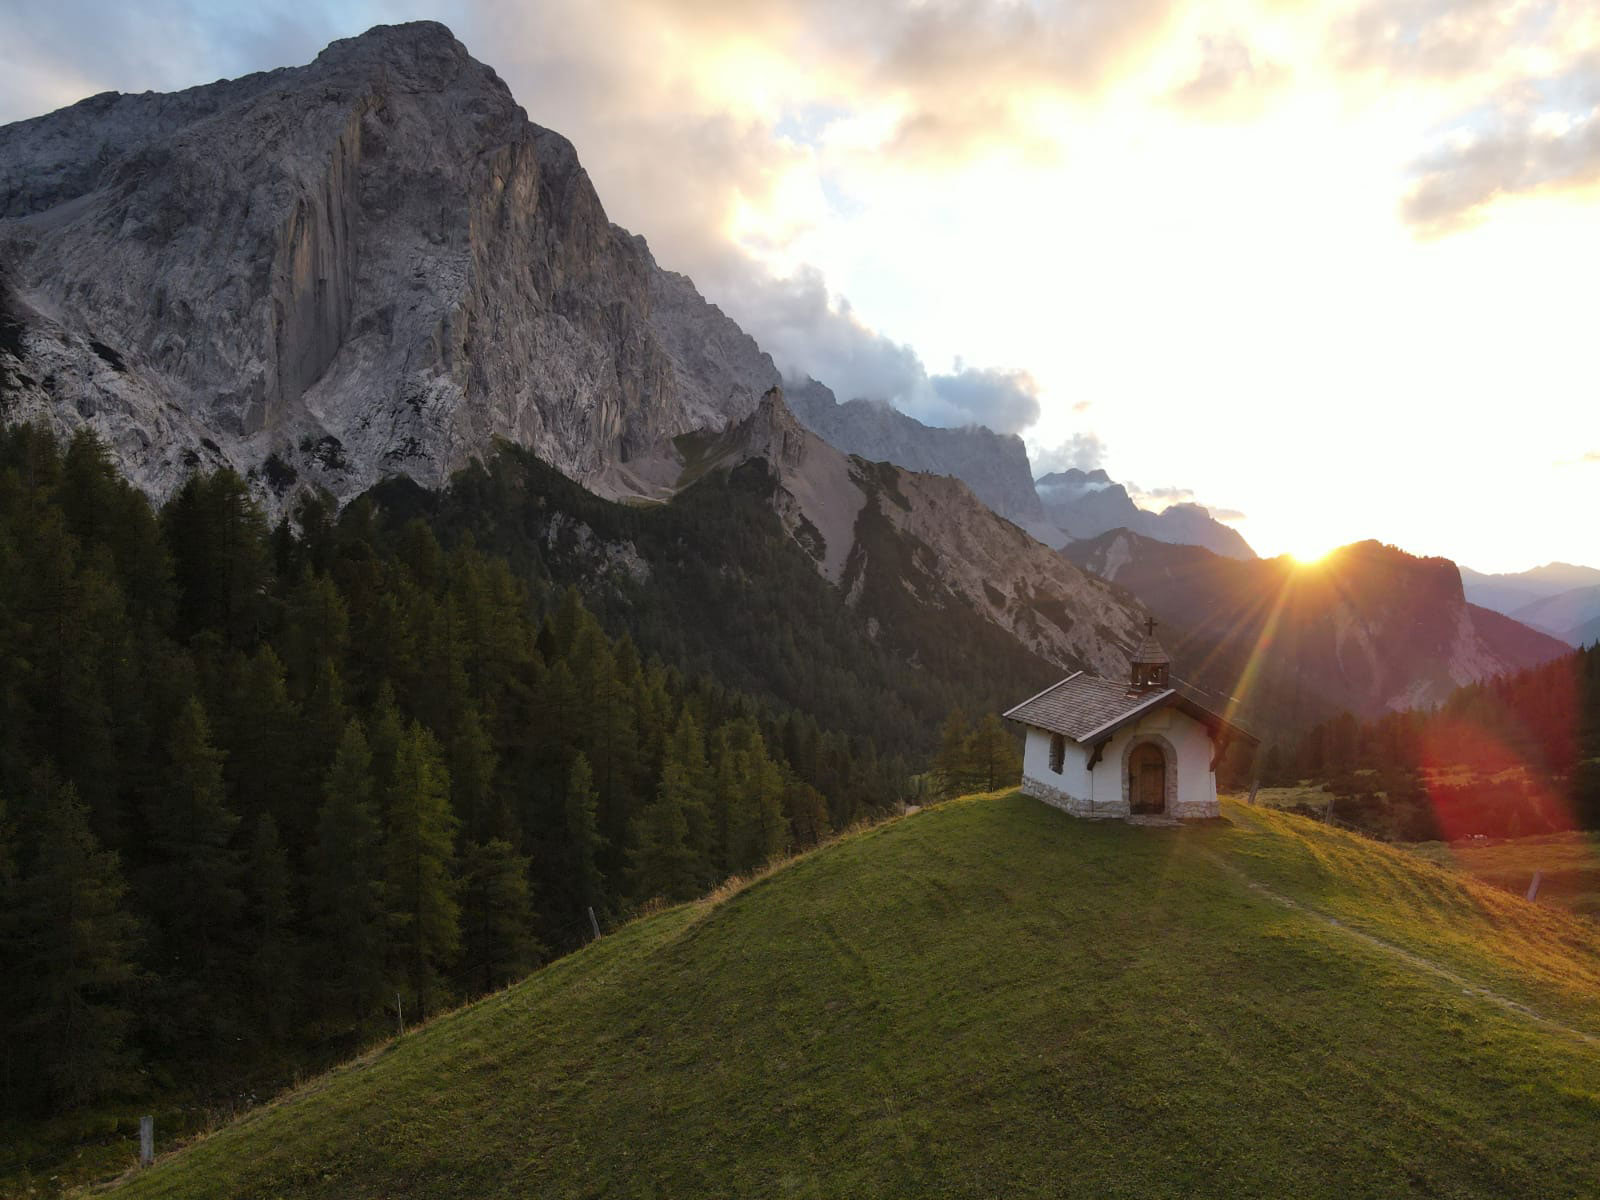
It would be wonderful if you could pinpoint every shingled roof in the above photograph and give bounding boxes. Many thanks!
[1003,671,1257,747]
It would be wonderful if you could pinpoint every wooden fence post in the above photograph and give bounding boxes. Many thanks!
[588,906,601,941]
[1526,870,1542,902]
[139,1115,154,1167]
[396,992,404,1038]
[1247,781,1260,806]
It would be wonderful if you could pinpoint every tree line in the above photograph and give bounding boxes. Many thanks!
[1256,644,1600,840]
[0,426,906,1119]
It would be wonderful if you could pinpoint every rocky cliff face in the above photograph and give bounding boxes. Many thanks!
[785,378,1064,546]
[1036,468,1254,560]
[1065,529,1569,715]
[0,22,774,507]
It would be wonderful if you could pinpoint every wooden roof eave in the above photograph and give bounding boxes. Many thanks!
[1078,693,1259,767]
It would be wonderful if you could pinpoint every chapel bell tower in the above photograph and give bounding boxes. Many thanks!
[1131,618,1170,693]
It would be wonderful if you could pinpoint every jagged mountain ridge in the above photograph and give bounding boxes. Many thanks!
[783,377,1062,545]
[1064,529,1570,716]
[0,22,775,506]
[1036,468,1255,560]
[784,380,1255,562]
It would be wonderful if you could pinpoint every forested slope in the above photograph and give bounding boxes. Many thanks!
[0,424,956,1143]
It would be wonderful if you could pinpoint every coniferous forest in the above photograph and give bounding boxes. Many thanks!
[1259,645,1600,840]
[0,425,932,1123]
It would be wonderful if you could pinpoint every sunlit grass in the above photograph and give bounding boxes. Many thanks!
[1409,831,1600,921]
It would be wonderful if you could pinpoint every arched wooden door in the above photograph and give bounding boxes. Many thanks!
[1129,743,1166,814]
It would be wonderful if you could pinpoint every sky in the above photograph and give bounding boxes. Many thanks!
[2,0,1597,572]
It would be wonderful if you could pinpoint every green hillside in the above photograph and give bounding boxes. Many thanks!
[108,796,1600,1199]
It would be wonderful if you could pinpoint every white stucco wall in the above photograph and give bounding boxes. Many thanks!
[1019,704,1219,820]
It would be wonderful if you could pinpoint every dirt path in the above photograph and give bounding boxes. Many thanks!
[1201,849,1600,1049]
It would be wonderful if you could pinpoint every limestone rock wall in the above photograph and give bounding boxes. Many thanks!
[0,22,774,508]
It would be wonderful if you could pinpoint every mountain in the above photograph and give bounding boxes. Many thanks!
[0,22,775,507]
[1035,468,1254,560]
[108,795,1600,1198]
[1459,563,1600,617]
[0,22,1169,696]
[1509,585,1600,647]
[782,384,1256,564]
[1063,529,1570,716]
[590,387,1148,682]
[783,377,1062,545]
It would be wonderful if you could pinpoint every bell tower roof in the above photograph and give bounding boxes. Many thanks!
[1132,617,1170,665]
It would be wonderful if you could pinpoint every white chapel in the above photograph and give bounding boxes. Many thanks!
[1003,621,1256,821]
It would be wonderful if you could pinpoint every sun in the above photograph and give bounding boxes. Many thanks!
[1289,545,1334,566]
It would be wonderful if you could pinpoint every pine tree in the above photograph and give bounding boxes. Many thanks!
[934,709,978,798]
[628,764,699,902]
[663,711,713,883]
[383,723,460,1020]
[367,685,406,803]
[146,697,243,1052]
[160,470,270,649]
[244,813,297,1046]
[14,782,140,1110]
[565,753,605,919]
[783,777,831,847]
[451,705,504,844]
[223,646,302,840]
[724,724,790,873]
[307,721,386,1033]
[966,713,1020,793]
[459,838,542,994]
[0,794,22,1112]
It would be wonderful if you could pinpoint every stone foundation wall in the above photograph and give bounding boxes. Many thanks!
[1021,776,1128,819]
[1170,798,1220,820]
[1022,774,1215,821]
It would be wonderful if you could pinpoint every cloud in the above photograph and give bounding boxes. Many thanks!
[1127,484,1195,506]
[1331,0,1533,82]
[1323,2,1600,236]
[921,366,1040,434]
[1208,507,1247,522]
[1402,57,1600,234]
[1030,434,1107,475]
[1555,448,1600,466]
[1169,33,1286,117]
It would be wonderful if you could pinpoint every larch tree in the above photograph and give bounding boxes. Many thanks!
[383,722,460,1020]
[628,763,699,903]
[934,709,978,798]
[565,753,605,920]
[244,813,297,1047]
[966,714,1020,793]
[307,721,387,1033]
[459,837,541,994]
[146,696,243,1053]
[14,782,140,1110]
